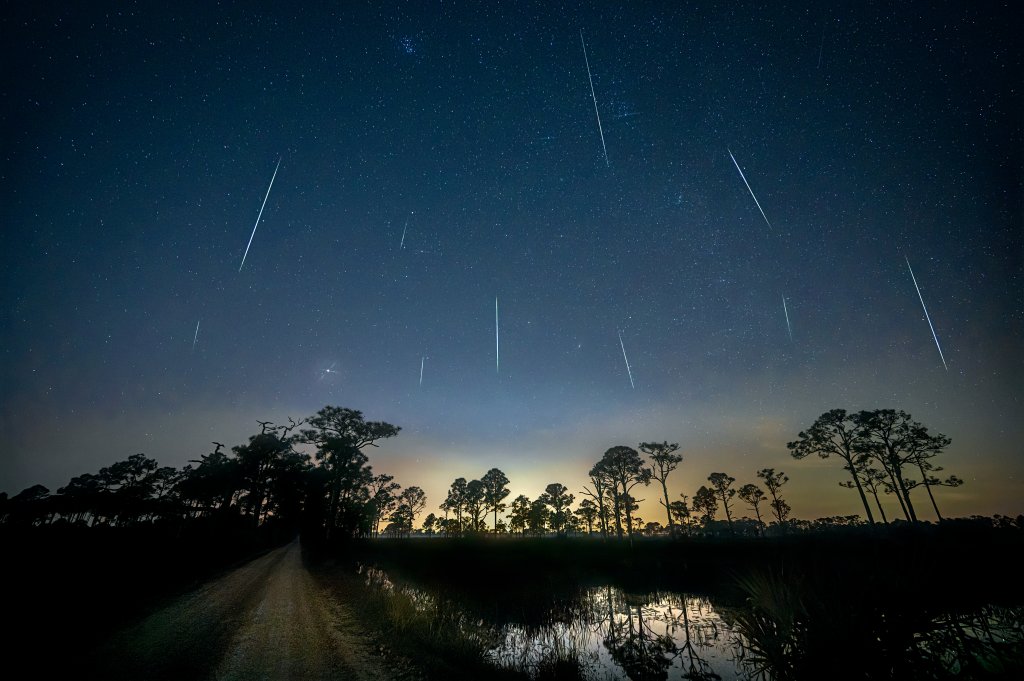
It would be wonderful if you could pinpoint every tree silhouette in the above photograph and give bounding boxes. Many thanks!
[597,446,651,544]
[576,498,599,535]
[464,479,487,533]
[841,465,890,524]
[693,486,717,529]
[527,497,549,535]
[640,441,683,538]
[441,477,469,535]
[757,468,791,528]
[581,463,614,539]
[481,468,511,534]
[539,483,575,536]
[368,473,401,537]
[707,473,737,535]
[788,409,876,524]
[422,512,437,536]
[508,494,531,535]
[738,483,767,536]
[669,496,692,536]
[296,406,400,538]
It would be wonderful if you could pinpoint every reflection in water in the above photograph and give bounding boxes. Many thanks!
[489,587,739,680]
[361,565,1023,680]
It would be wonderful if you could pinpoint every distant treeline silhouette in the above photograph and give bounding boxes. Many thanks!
[0,406,986,540]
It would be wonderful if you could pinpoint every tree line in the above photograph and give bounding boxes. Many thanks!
[1,406,966,538]
[0,406,420,541]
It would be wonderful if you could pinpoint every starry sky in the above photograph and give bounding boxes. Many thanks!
[2,1,1021,521]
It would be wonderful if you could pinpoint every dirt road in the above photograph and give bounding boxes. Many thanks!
[91,539,388,680]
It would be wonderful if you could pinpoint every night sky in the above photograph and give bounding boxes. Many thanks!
[2,2,1021,521]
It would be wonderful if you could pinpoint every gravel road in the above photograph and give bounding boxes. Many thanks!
[91,539,388,680]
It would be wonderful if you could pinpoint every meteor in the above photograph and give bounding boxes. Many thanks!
[580,30,609,167]
[727,149,772,230]
[617,330,635,389]
[419,355,425,386]
[495,297,500,375]
[782,295,793,341]
[239,157,282,272]
[192,320,200,350]
[905,256,948,371]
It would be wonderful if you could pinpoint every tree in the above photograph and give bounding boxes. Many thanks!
[422,512,437,536]
[464,479,487,533]
[480,468,511,534]
[576,499,599,535]
[441,477,469,534]
[597,446,651,544]
[692,486,717,529]
[855,410,961,522]
[509,494,531,535]
[668,496,692,536]
[738,483,767,536]
[389,486,426,537]
[297,406,400,538]
[788,409,876,525]
[367,473,400,537]
[842,465,890,524]
[757,468,791,528]
[640,441,683,538]
[540,483,575,536]
[581,463,614,539]
[527,498,549,535]
[707,473,737,535]
[234,432,293,527]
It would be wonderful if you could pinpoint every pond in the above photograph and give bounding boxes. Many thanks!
[360,564,1023,680]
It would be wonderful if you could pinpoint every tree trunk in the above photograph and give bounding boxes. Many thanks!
[871,490,889,524]
[659,479,674,537]
[753,505,764,537]
[842,457,876,524]
[892,462,918,522]
[917,461,944,521]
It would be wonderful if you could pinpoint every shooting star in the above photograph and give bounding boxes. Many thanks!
[617,330,635,389]
[495,297,500,375]
[319,362,337,381]
[580,30,609,167]
[192,320,200,350]
[727,148,772,230]
[399,213,411,250]
[239,157,282,272]
[419,355,425,386]
[782,295,793,341]
[905,256,948,371]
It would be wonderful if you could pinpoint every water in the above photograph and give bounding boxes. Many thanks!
[360,564,1024,680]
[488,587,747,680]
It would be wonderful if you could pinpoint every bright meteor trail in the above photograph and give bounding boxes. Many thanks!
[419,355,425,386]
[239,157,281,272]
[727,149,772,230]
[580,30,609,167]
[192,320,200,350]
[782,295,793,341]
[617,330,635,389]
[905,256,948,371]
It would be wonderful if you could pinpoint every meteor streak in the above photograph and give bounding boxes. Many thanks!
[495,297,500,375]
[419,355,425,386]
[905,256,948,371]
[617,330,635,389]
[580,30,609,167]
[782,295,793,341]
[239,157,282,272]
[727,149,772,230]
[192,320,200,350]
[400,214,409,249]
